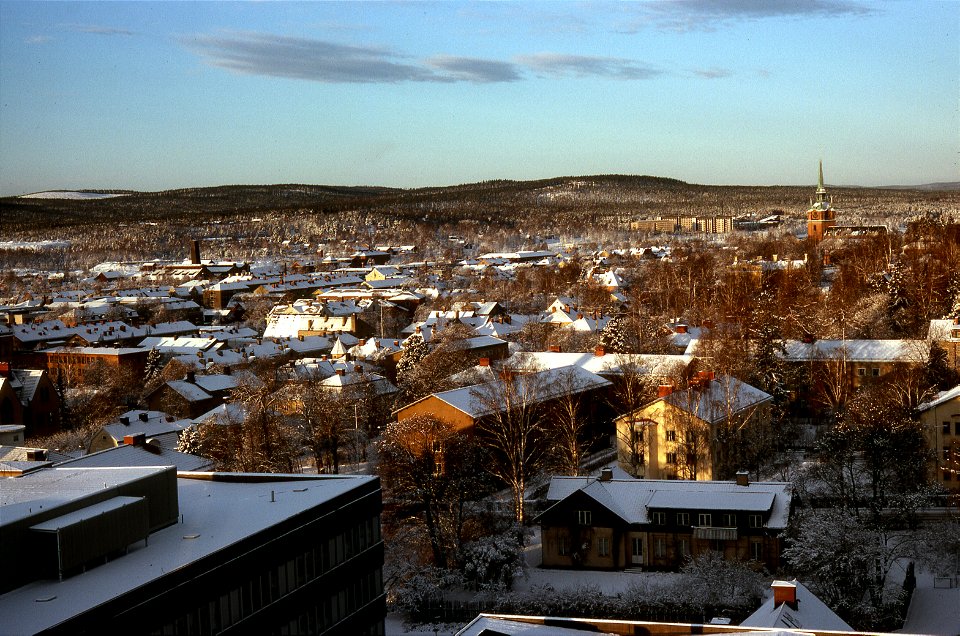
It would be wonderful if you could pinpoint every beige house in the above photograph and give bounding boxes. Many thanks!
[616,372,772,481]
[918,384,960,495]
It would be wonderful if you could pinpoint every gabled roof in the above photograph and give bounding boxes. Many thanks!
[918,383,960,412]
[56,443,212,472]
[741,580,853,631]
[661,375,771,424]
[780,339,926,363]
[165,380,214,403]
[544,476,792,528]
[407,365,611,420]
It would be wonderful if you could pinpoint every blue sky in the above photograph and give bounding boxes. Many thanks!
[0,1,956,196]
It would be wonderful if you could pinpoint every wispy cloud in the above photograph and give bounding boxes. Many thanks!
[621,0,874,33]
[427,56,522,83]
[184,31,663,85]
[694,67,732,79]
[25,35,53,45]
[516,53,661,79]
[64,24,135,36]
[185,32,448,83]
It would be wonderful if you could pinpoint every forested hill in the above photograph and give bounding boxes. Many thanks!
[3,175,959,233]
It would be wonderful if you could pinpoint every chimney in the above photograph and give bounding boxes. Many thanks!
[675,324,688,334]
[355,365,362,373]
[120,416,130,425]
[143,438,163,454]
[186,371,196,384]
[594,345,605,357]
[139,412,149,422]
[190,239,201,265]
[599,467,613,481]
[123,432,146,446]
[658,385,674,398]
[359,339,367,346]
[336,369,345,376]
[478,357,490,367]
[771,581,798,610]
[26,448,48,461]
[736,470,749,487]
[0,362,9,378]
[548,344,561,353]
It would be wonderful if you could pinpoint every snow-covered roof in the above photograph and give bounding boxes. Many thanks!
[56,443,212,472]
[165,380,213,403]
[662,374,772,424]
[918,383,960,412]
[780,339,926,363]
[418,366,611,420]
[506,351,690,378]
[545,476,792,528]
[741,579,853,631]
[0,469,375,634]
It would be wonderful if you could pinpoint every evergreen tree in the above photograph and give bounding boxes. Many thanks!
[143,348,163,384]
[597,316,629,353]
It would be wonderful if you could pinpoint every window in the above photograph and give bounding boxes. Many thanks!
[665,430,676,442]
[558,536,569,556]
[654,538,666,558]
[722,513,736,527]
[666,452,677,465]
[678,538,690,557]
[751,541,763,561]
[857,367,866,376]
[633,425,645,442]
[598,537,610,557]
[631,537,643,559]
[578,510,592,525]
[944,470,952,482]
[749,514,763,528]
[945,421,952,435]
[677,512,690,526]
[872,367,880,377]
[652,511,666,525]
[698,513,712,527]
[955,422,960,436]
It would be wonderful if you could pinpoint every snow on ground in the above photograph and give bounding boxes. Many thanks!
[19,191,127,199]
[0,240,71,251]
[899,564,960,636]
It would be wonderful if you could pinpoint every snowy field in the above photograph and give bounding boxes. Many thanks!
[19,191,126,200]
[0,240,71,250]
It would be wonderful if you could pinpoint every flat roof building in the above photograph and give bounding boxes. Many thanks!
[0,467,384,635]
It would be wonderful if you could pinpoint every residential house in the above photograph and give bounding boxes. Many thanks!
[615,372,772,481]
[929,317,960,373]
[145,372,225,419]
[395,365,611,434]
[918,384,960,495]
[4,367,59,438]
[88,409,194,453]
[539,470,791,572]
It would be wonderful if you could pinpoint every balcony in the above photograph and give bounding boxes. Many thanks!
[693,526,737,541]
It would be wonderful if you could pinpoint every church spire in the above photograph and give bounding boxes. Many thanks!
[817,160,826,196]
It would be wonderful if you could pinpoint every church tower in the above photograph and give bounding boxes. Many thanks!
[806,160,836,241]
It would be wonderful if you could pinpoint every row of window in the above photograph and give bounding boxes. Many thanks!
[152,514,382,635]
[558,534,764,562]
[578,510,763,528]
[942,421,960,436]
[857,367,882,377]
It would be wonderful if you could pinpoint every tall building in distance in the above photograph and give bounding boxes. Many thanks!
[806,160,837,241]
